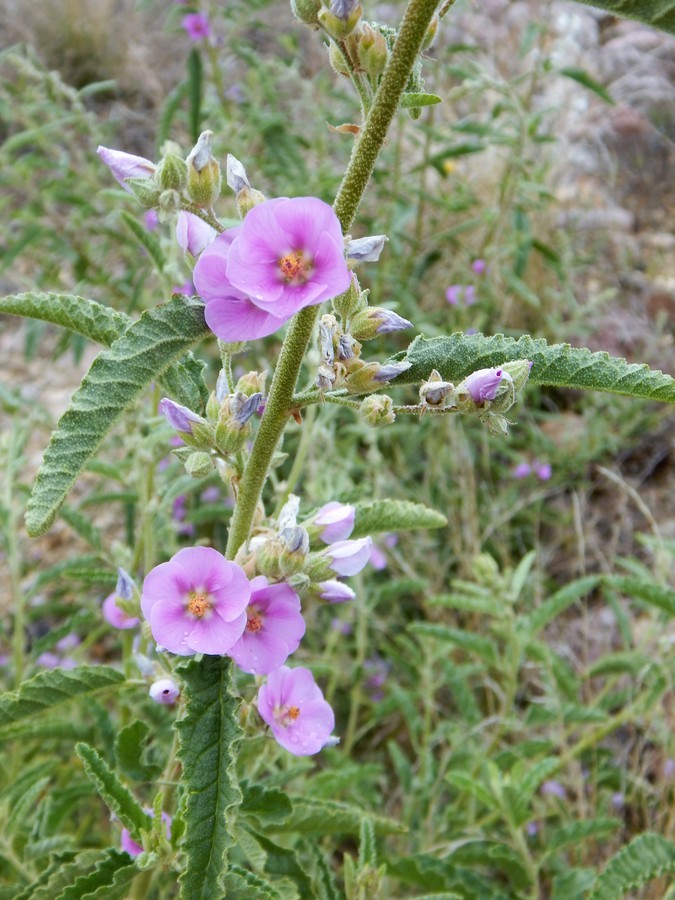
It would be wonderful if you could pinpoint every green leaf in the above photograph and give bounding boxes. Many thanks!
[115,720,161,782]
[0,292,130,346]
[306,843,342,900]
[569,0,675,36]
[359,818,378,869]
[25,296,210,536]
[351,499,447,538]
[53,849,137,900]
[603,575,675,617]
[387,333,675,402]
[445,771,496,810]
[0,665,125,734]
[409,623,499,666]
[175,656,242,900]
[254,833,315,898]
[509,757,562,825]
[400,92,443,108]
[187,47,203,141]
[75,742,148,836]
[268,797,406,836]
[519,575,601,637]
[240,781,292,825]
[589,833,675,899]
[224,865,284,899]
[546,818,620,856]
[558,67,614,104]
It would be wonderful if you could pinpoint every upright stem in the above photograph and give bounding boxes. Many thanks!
[226,0,441,558]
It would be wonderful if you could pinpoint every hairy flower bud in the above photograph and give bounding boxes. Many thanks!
[156,149,188,193]
[332,274,366,320]
[291,0,322,25]
[345,234,388,263]
[184,451,215,477]
[235,370,267,397]
[420,369,454,408]
[500,358,533,392]
[124,177,162,208]
[318,2,362,40]
[344,359,411,394]
[359,393,395,426]
[358,23,389,79]
[186,131,222,208]
[349,307,412,341]
[159,398,214,450]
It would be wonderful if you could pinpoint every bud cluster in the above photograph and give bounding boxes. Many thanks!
[159,369,267,477]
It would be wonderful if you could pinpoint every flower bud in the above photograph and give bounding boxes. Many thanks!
[358,23,389,79]
[235,370,267,398]
[319,0,362,39]
[332,274,366,320]
[328,40,351,76]
[290,0,322,25]
[159,398,214,450]
[116,567,135,601]
[97,146,156,192]
[455,367,507,407]
[359,393,395,426]
[176,211,217,257]
[317,580,356,603]
[278,525,310,577]
[419,369,454,408]
[500,358,533,392]
[345,359,412,393]
[481,412,510,436]
[149,678,180,705]
[156,149,188,193]
[158,189,182,217]
[345,234,388,263]
[184,451,215,477]
[311,536,373,578]
[349,307,412,341]
[186,131,222,208]
[124,177,162,208]
[309,501,356,544]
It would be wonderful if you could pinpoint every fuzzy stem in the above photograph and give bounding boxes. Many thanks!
[226,0,441,558]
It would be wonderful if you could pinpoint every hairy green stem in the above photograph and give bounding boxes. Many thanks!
[225,0,441,558]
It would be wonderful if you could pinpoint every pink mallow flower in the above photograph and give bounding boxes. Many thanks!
[463,367,506,403]
[97,146,156,193]
[121,809,172,857]
[193,197,351,341]
[176,211,217,257]
[313,501,356,544]
[140,547,250,656]
[257,666,335,755]
[103,593,140,630]
[182,12,211,41]
[323,537,372,577]
[228,576,305,675]
[149,678,180,705]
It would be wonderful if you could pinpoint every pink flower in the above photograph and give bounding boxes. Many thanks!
[462,367,505,403]
[140,547,250,655]
[512,462,532,479]
[313,501,355,544]
[176,211,217,256]
[144,210,159,231]
[182,12,211,41]
[534,461,552,481]
[445,285,462,306]
[149,678,180,705]
[97,146,155,193]
[193,197,351,341]
[121,810,171,857]
[471,258,487,275]
[323,537,372,576]
[257,666,335,755]
[159,398,203,435]
[228,576,305,674]
[369,543,388,571]
[103,593,140,630]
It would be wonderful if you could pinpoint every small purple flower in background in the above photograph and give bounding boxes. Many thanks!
[182,12,211,41]
[176,211,217,257]
[144,210,159,231]
[463,285,476,306]
[35,652,61,669]
[172,495,196,538]
[541,780,567,799]
[172,280,194,296]
[445,285,462,306]
[664,758,675,779]
[611,792,625,810]
[318,580,356,603]
[121,810,172,857]
[103,593,140,630]
[200,486,221,504]
[141,547,250,655]
[369,543,388,571]
[534,461,552,481]
[323,536,373,576]
[462,367,505,404]
[471,258,487,275]
[512,462,532,479]
[194,197,351,341]
[313,501,356,544]
[56,633,80,652]
[149,678,180,705]
[257,665,335,755]
[526,821,539,836]
[228,576,305,675]
[363,657,390,701]
[97,146,155,192]
[331,617,352,635]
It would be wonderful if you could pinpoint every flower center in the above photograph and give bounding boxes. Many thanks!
[246,609,263,633]
[276,704,301,728]
[186,591,212,618]
[278,250,313,285]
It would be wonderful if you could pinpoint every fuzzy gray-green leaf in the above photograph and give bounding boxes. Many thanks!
[0,665,125,734]
[75,742,148,836]
[0,291,130,345]
[589,833,675,898]
[352,499,447,538]
[175,656,243,899]
[25,296,210,536]
[388,333,675,402]
[569,0,675,36]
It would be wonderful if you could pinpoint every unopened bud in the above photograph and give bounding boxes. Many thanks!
[184,451,215,478]
[156,150,188,193]
[349,307,412,341]
[226,154,250,193]
[234,370,267,397]
[125,177,162,208]
[318,2,362,40]
[332,274,367,320]
[214,392,259,454]
[360,393,395,426]
[345,233,388,263]
[481,411,510,436]
[358,23,389,79]
[345,359,411,394]
[186,131,221,208]
[328,40,351,76]
[500,359,533,392]
[236,186,267,218]
[158,189,182,217]
[278,525,310,577]
[291,0,322,25]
